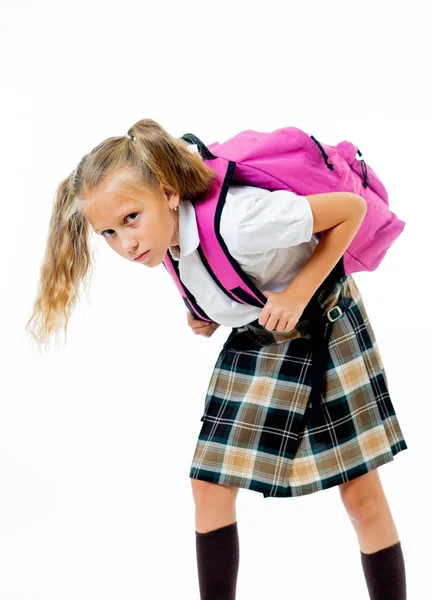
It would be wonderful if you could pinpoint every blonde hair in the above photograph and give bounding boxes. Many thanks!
[26,118,217,350]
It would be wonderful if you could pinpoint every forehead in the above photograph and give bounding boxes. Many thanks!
[81,172,154,231]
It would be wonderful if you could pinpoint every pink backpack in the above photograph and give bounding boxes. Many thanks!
[162,126,406,324]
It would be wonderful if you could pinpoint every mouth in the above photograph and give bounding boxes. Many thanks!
[134,250,150,261]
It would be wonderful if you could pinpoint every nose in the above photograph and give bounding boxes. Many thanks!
[121,235,138,255]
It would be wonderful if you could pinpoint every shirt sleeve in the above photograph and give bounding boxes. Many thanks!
[230,187,314,254]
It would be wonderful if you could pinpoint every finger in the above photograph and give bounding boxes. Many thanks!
[193,323,212,333]
[189,317,204,327]
[258,309,270,328]
[198,326,213,336]
[266,314,281,331]
[187,311,206,326]
[201,323,218,334]
[276,317,291,332]
[192,326,207,334]
[191,317,209,326]
[282,319,296,333]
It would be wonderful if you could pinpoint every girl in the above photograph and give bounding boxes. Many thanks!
[26,118,408,600]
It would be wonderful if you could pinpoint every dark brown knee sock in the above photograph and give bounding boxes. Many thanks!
[360,541,406,599]
[195,521,239,600]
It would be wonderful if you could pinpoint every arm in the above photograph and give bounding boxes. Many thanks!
[283,192,367,304]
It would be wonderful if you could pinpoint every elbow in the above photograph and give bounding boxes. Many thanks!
[349,194,367,222]
[354,195,368,227]
[355,194,367,214]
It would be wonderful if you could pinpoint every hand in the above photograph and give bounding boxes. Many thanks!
[258,288,309,332]
[186,310,220,337]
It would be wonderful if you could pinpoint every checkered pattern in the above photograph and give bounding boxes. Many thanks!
[189,275,408,498]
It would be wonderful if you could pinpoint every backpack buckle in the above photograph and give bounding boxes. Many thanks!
[327,306,343,322]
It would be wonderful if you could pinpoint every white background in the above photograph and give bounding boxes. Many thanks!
[1,1,430,598]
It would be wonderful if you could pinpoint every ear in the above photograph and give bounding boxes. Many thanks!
[159,183,180,203]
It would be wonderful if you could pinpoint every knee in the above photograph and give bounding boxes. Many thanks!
[190,478,239,507]
[339,470,385,524]
[339,481,382,524]
[341,491,379,524]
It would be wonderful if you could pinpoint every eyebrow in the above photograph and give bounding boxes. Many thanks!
[95,205,140,234]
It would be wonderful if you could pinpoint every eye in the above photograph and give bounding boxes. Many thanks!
[101,213,139,238]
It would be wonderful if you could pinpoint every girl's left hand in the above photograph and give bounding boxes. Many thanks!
[258,288,309,332]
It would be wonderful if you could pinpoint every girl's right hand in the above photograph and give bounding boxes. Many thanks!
[186,310,220,337]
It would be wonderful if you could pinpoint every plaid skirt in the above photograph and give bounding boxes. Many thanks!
[189,274,408,498]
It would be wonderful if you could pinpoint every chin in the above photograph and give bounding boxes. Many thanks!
[145,253,160,268]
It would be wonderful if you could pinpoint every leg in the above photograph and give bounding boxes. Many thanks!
[339,468,406,599]
[191,479,240,599]
[191,478,240,533]
[338,468,399,553]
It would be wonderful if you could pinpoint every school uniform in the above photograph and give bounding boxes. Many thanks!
[170,185,408,498]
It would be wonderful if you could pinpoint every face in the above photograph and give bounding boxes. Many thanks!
[81,168,180,267]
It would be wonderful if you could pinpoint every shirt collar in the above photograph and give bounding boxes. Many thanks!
[168,199,200,261]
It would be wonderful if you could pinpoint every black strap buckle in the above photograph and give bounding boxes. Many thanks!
[326,306,343,322]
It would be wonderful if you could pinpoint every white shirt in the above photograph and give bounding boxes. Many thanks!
[168,185,319,327]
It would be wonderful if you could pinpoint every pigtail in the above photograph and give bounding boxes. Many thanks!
[25,170,95,351]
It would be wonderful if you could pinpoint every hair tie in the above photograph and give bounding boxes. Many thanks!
[126,133,136,142]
